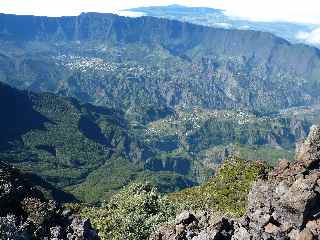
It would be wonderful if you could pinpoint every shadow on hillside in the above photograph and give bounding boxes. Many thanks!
[78,116,109,146]
[23,172,78,203]
[0,82,51,148]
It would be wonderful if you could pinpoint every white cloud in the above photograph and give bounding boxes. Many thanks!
[296,28,320,45]
[213,0,320,24]
[115,11,145,18]
[0,0,320,25]
[238,26,251,30]
[213,23,232,29]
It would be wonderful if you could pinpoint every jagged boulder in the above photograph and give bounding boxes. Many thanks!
[0,161,100,240]
[67,217,100,240]
[0,162,44,214]
[150,211,234,240]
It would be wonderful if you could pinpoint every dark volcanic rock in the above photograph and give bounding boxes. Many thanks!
[233,125,320,240]
[150,211,234,240]
[67,217,100,240]
[0,161,46,216]
[0,161,99,240]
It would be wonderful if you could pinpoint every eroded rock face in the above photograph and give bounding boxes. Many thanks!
[151,125,320,240]
[235,125,320,240]
[0,161,99,240]
[150,211,234,240]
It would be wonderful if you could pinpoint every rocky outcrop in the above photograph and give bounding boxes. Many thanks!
[0,161,100,240]
[150,211,234,240]
[235,125,320,240]
[151,125,320,240]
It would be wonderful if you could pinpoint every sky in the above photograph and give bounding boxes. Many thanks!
[1,0,320,25]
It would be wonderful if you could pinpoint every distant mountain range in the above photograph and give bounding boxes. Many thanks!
[127,4,320,47]
[1,12,320,202]
[1,12,320,114]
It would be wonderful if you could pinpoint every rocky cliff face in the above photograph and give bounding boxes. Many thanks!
[151,125,320,239]
[128,5,319,48]
[0,161,99,239]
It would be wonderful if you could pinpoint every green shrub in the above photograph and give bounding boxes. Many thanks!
[169,157,268,217]
[81,183,176,240]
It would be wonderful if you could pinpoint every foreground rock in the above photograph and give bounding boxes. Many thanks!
[151,125,320,240]
[0,161,100,240]
[150,210,234,240]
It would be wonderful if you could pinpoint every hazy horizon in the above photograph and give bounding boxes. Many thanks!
[0,0,320,25]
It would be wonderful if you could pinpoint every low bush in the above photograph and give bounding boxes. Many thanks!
[81,183,176,240]
[169,157,268,217]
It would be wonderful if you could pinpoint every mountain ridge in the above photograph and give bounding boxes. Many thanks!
[1,12,320,115]
[127,4,320,47]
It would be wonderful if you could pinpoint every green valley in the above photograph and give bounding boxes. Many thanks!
[0,13,320,203]
[0,82,313,202]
